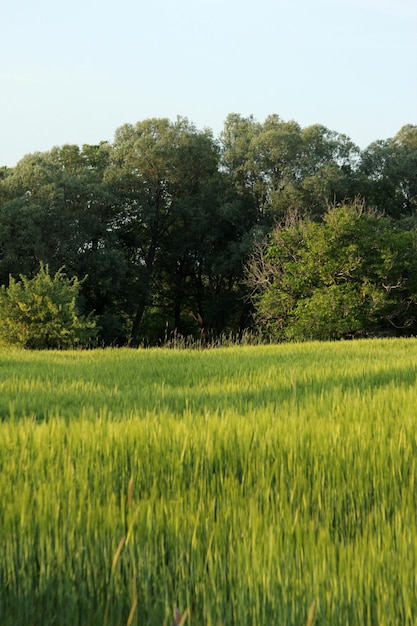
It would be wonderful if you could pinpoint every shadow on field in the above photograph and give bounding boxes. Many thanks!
[147,363,417,416]
[1,358,415,421]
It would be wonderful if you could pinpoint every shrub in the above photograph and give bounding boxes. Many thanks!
[0,263,98,349]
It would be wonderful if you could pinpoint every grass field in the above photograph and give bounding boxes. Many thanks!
[1,339,417,625]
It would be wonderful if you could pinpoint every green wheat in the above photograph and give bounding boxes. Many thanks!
[1,339,417,624]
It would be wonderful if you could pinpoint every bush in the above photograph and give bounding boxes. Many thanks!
[248,202,417,340]
[0,263,98,349]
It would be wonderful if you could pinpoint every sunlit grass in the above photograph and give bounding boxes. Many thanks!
[1,339,417,624]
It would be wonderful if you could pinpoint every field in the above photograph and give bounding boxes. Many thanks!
[1,339,417,625]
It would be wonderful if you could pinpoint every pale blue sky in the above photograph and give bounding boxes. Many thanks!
[1,0,416,166]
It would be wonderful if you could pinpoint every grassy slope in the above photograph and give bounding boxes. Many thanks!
[1,339,417,625]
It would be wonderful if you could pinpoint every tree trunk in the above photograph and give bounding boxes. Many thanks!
[129,296,148,347]
[129,242,157,347]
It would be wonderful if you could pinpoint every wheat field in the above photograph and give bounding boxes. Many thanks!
[1,339,417,625]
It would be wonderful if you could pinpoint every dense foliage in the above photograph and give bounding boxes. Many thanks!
[1,115,416,345]
[249,203,417,340]
[0,263,97,349]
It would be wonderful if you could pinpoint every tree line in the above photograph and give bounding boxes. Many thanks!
[0,114,416,347]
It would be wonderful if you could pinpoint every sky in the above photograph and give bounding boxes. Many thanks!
[1,0,416,167]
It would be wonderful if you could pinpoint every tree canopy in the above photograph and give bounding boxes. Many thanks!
[248,202,417,340]
[1,115,416,346]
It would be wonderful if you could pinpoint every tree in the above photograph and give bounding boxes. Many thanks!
[0,263,98,349]
[220,114,360,225]
[295,124,361,217]
[105,117,223,346]
[2,116,415,346]
[359,125,417,218]
[0,144,129,344]
[156,170,258,340]
[248,202,417,341]
[0,147,99,281]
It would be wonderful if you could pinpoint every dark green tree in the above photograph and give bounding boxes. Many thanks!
[359,125,417,218]
[105,117,227,345]
[0,144,129,344]
[220,114,360,225]
[155,171,258,341]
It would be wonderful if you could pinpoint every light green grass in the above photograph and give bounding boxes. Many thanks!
[1,339,417,625]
